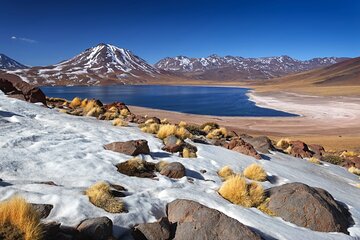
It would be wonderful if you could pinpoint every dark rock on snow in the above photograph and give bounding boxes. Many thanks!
[77,217,114,240]
[31,203,53,219]
[225,138,262,160]
[132,217,172,240]
[266,182,352,234]
[288,140,314,158]
[241,135,275,154]
[116,158,156,178]
[160,162,186,179]
[104,140,150,156]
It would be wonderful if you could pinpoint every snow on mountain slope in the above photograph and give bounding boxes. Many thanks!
[155,55,348,80]
[0,53,28,70]
[9,44,160,86]
[0,92,359,239]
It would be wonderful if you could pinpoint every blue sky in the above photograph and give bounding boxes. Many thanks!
[1,0,359,66]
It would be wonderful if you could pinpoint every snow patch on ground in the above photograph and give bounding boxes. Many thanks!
[0,92,359,239]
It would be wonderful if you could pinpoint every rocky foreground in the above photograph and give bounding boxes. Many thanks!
[0,78,360,239]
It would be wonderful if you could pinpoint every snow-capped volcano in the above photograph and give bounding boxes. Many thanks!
[155,55,348,81]
[57,43,158,74]
[0,54,28,70]
[9,43,161,86]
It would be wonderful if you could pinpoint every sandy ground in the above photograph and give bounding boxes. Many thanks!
[129,91,360,152]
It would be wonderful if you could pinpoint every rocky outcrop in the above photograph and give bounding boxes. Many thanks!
[225,138,261,159]
[241,135,275,154]
[31,203,53,219]
[160,162,186,179]
[288,140,314,158]
[104,140,150,156]
[341,156,360,169]
[0,78,47,105]
[133,199,261,240]
[308,144,325,158]
[265,182,352,234]
[166,199,261,239]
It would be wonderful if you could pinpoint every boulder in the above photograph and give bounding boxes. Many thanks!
[77,217,113,240]
[308,144,325,157]
[31,203,53,219]
[160,162,186,179]
[288,140,314,158]
[104,140,150,156]
[225,138,261,160]
[265,182,352,234]
[341,156,360,169]
[0,78,47,105]
[103,101,128,112]
[116,158,156,178]
[241,135,275,154]
[132,217,172,240]
[166,199,261,240]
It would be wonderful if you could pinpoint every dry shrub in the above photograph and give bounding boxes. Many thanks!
[145,118,156,125]
[141,123,160,134]
[155,161,169,172]
[218,175,264,207]
[120,109,130,117]
[201,122,219,131]
[182,147,197,158]
[80,98,88,108]
[218,166,235,180]
[348,166,360,176]
[257,198,275,216]
[157,124,191,140]
[112,118,128,127]
[206,127,227,139]
[69,97,82,108]
[276,138,291,150]
[161,118,169,124]
[321,155,344,165]
[243,164,267,182]
[0,196,43,240]
[308,157,321,165]
[178,121,187,127]
[85,182,125,213]
[85,106,103,117]
[203,125,213,132]
[340,151,358,158]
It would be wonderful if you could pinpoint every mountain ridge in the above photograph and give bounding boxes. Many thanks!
[0,53,28,70]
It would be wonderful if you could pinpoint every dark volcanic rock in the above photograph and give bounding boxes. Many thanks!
[166,199,261,240]
[0,78,47,105]
[266,182,352,234]
[104,140,150,156]
[288,140,314,158]
[308,144,325,157]
[77,217,113,240]
[132,217,172,240]
[225,138,261,160]
[241,135,275,154]
[116,158,156,178]
[31,203,53,219]
[160,162,186,179]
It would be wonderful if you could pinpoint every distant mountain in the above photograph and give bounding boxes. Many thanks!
[10,43,163,86]
[265,56,360,87]
[0,54,28,70]
[155,55,349,81]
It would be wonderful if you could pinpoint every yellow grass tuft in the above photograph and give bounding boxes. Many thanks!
[348,166,360,176]
[182,147,197,158]
[85,182,125,213]
[161,118,169,124]
[218,175,264,207]
[218,166,235,180]
[141,123,160,134]
[80,98,88,108]
[155,161,169,172]
[120,108,130,117]
[276,138,291,150]
[112,118,128,127]
[69,97,82,109]
[178,121,187,127]
[85,106,103,117]
[203,125,213,132]
[156,124,191,140]
[257,198,275,216]
[308,157,321,165]
[243,164,267,182]
[145,118,156,125]
[340,151,358,158]
[206,127,227,139]
[0,196,43,240]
